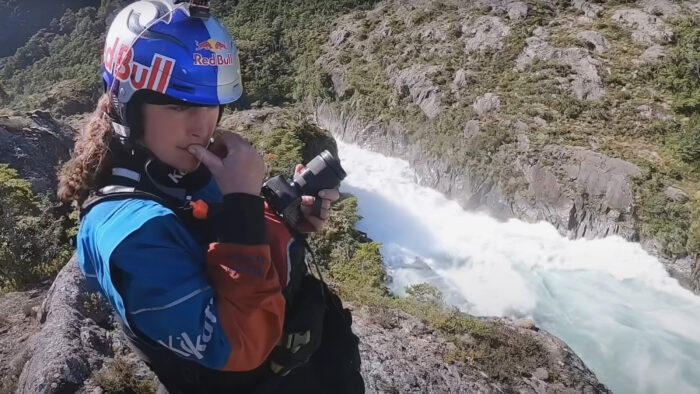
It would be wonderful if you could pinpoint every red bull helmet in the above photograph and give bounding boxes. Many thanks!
[103,0,242,139]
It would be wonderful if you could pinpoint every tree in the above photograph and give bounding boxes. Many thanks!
[0,80,9,104]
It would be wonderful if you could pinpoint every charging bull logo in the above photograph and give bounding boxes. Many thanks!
[196,38,227,52]
[194,38,233,66]
[104,38,175,94]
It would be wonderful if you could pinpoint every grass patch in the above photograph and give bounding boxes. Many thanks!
[93,356,158,394]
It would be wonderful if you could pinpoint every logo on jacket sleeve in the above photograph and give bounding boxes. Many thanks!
[157,298,218,360]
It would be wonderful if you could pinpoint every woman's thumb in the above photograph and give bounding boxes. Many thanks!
[188,144,220,169]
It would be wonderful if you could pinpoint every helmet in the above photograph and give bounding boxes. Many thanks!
[102,0,242,138]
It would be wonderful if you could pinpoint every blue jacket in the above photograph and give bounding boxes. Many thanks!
[77,177,297,371]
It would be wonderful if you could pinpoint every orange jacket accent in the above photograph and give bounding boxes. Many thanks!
[206,242,285,371]
[265,205,293,290]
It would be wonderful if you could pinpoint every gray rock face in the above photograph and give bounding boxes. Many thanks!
[611,9,674,45]
[15,256,124,394]
[452,68,469,90]
[463,119,482,140]
[388,65,443,119]
[513,146,641,240]
[577,30,610,52]
[665,255,700,294]
[636,104,670,120]
[330,70,353,99]
[330,28,350,46]
[640,0,682,20]
[0,284,45,392]
[354,306,609,393]
[572,0,604,18]
[416,25,448,42]
[564,147,641,238]
[665,186,689,203]
[0,111,74,195]
[640,45,665,63]
[473,93,501,114]
[462,16,511,52]
[516,33,605,100]
[507,1,528,20]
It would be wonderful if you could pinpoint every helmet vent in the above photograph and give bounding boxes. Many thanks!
[171,83,195,93]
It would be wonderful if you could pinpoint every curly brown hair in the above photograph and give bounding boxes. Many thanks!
[57,93,117,206]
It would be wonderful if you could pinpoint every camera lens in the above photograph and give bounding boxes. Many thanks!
[319,151,347,181]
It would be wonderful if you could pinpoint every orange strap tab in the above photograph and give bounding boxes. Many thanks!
[190,199,209,220]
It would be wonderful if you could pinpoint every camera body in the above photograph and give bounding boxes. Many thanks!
[262,150,347,228]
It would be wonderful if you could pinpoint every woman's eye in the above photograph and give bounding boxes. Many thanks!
[169,105,188,112]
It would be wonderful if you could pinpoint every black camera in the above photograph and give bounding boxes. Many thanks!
[262,150,347,228]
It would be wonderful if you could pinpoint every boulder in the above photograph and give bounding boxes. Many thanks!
[516,33,605,100]
[571,0,604,18]
[640,45,665,63]
[462,16,511,53]
[611,9,674,45]
[330,29,351,46]
[452,68,469,90]
[463,120,481,140]
[388,65,443,119]
[665,186,689,203]
[640,0,682,20]
[576,30,610,52]
[507,2,528,20]
[473,93,501,115]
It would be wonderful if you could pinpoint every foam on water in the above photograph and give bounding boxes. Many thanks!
[337,140,700,394]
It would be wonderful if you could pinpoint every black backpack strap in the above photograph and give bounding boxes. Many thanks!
[80,187,174,219]
[79,185,215,241]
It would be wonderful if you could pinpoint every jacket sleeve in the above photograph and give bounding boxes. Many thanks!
[110,194,285,371]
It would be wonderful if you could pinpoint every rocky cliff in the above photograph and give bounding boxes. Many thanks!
[313,0,700,293]
[0,256,609,394]
[0,110,73,195]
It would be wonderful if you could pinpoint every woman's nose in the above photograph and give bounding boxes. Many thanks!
[186,107,217,138]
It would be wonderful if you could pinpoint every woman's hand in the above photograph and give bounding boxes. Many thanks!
[294,164,340,233]
[187,132,265,196]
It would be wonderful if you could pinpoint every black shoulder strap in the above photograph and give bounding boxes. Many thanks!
[80,187,178,220]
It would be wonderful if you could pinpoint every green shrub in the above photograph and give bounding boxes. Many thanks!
[213,0,381,105]
[675,114,700,165]
[656,17,700,115]
[0,164,73,292]
[330,241,388,295]
[636,174,692,258]
[406,282,444,306]
[230,110,337,179]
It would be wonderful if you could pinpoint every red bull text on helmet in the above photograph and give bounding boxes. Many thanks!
[194,39,232,66]
[104,38,175,94]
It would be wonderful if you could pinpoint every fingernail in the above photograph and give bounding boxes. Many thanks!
[318,190,327,198]
[187,146,196,154]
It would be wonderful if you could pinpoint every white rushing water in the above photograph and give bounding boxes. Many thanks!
[336,140,700,394]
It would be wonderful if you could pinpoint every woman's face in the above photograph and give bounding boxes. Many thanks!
[141,103,219,172]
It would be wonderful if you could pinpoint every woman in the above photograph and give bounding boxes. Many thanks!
[57,1,363,392]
